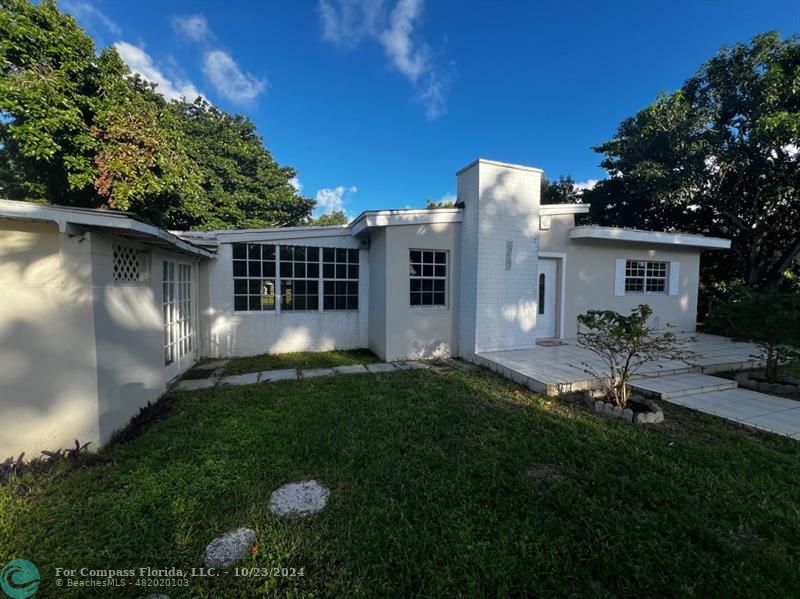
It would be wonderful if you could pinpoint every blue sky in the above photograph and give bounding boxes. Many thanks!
[62,0,799,217]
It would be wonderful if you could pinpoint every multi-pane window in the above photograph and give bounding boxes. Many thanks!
[625,260,668,294]
[163,262,193,365]
[409,250,447,307]
[232,243,360,312]
[233,243,277,311]
[113,244,149,283]
[323,248,359,310]
[280,246,320,311]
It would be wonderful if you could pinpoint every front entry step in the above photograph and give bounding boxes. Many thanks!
[630,373,737,400]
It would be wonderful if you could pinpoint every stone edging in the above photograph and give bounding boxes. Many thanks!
[592,397,664,425]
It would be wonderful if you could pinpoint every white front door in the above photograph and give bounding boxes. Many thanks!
[163,261,196,376]
[536,259,558,338]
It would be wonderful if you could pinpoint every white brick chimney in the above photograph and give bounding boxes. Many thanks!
[456,159,542,357]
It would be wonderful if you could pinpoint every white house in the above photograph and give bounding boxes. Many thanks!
[0,158,730,457]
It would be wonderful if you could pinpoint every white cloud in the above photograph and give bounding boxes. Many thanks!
[61,0,121,35]
[113,41,203,102]
[318,0,447,119]
[315,185,357,214]
[172,14,211,42]
[289,177,303,193]
[574,178,599,191]
[438,192,456,204]
[202,50,266,104]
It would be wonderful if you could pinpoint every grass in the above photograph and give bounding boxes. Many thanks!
[784,361,800,379]
[223,348,381,375]
[2,368,799,597]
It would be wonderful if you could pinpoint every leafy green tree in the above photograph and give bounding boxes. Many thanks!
[0,0,313,229]
[588,32,800,291]
[425,198,456,209]
[541,175,583,205]
[309,210,348,226]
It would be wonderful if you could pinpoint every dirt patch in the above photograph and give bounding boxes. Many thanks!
[524,463,566,488]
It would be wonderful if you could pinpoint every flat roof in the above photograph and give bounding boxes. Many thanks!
[456,158,544,176]
[539,203,590,216]
[349,208,463,236]
[0,199,215,258]
[569,226,731,249]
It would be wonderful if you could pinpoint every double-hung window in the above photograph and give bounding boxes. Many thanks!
[624,260,668,294]
[409,250,448,307]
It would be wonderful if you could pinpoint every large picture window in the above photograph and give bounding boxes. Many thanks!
[233,243,276,311]
[625,260,668,294]
[323,248,359,310]
[232,243,360,312]
[409,250,447,307]
[280,245,319,311]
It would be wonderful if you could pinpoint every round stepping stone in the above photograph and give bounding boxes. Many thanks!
[203,527,257,567]
[269,480,330,517]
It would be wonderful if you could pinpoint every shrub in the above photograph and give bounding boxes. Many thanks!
[707,287,800,382]
[577,305,695,407]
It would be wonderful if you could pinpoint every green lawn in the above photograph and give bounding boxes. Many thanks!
[223,349,380,375]
[2,368,799,597]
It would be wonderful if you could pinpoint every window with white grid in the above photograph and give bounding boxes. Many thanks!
[322,247,359,310]
[163,262,193,366]
[409,249,448,307]
[624,260,668,294]
[113,244,149,283]
[233,243,277,311]
[280,245,320,311]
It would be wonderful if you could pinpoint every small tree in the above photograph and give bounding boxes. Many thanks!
[707,288,800,381]
[577,305,695,407]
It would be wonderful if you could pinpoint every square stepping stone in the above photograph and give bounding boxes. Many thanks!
[333,365,369,375]
[403,361,430,370]
[366,363,397,374]
[301,368,335,378]
[260,368,298,382]
[220,372,260,386]
[175,378,218,392]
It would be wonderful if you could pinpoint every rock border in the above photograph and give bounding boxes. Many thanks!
[735,371,800,396]
[592,395,664,425]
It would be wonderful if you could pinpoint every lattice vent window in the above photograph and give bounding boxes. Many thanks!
[113,244,149,283]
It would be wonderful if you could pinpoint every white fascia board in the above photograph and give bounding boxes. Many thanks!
[569,226,731,249]
[349,209,463,236]
[539,204,590,216]
[0,199,214,258]
[187,226,353,244]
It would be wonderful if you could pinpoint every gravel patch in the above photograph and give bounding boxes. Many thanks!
[269,480,330,517]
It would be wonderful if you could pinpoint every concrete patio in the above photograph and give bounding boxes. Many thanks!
[476,333,800,439]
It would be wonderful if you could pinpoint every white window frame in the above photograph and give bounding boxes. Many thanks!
[623,259,669,295]
[113,243,150,285]
[409,249,448,309]
[163,262,193,366]
[232,243,277,312]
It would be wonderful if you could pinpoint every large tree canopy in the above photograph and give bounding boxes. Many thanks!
[586,32,800,291]
[0,0,313,229]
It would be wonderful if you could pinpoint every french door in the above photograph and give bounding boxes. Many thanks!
[163,261,195,372]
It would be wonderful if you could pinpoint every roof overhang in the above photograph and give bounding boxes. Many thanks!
[539,203,590,216]
[569,226,731,249]
[0,199,215,258]
[177,225,353,244]
[349,208,463,236]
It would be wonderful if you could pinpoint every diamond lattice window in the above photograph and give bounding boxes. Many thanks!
[113,244,148,283]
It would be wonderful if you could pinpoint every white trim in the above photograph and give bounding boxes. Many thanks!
[183,226,353,244]
[538,251,567,339]
[456,158,544,176]
[349,209,463,236]
[0,198,214,258]
[539,204,590,216]
[570,226,730,249]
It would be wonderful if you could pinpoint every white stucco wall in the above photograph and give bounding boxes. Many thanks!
[539,214,702,337]
[201,234,369,358]
[376,222,460,362]
[0,220,99,459]
[367,229,388,359]
[457,160,542,356]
